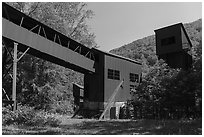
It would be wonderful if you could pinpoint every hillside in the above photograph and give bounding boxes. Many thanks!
[110,19,202,74]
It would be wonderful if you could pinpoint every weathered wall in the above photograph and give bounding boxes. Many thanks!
[104,55,142,102]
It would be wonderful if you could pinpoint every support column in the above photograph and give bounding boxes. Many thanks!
[12,42,18,111]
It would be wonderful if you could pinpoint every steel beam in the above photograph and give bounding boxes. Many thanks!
[74,46,80,52]
[12,42,18,111]
[38,26,41,35]
[42,27,47,38]
[20,17,24,26]
[91,52,95,61]
[54,34,56,42]
[67,41,70,48]
[58,35,62,45]
[2,18,95,73]
[3,64,13,79]
[9,73,13,79]
[85,51,90,57]
[17,47,30,62]
[2,88,10,101]
[30,25,39,31]
[4,45,13,60]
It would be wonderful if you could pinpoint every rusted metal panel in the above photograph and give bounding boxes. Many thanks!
[104,55,142,102]
[2,18,95,73]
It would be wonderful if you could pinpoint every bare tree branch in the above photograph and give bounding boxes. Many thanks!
[28,2,40,16]
[78,3,86,13]
[17,2,24,12]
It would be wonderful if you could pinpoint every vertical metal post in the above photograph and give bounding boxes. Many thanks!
[12,42,18,111]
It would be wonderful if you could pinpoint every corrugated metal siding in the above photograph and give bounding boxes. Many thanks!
[104,55,142,102]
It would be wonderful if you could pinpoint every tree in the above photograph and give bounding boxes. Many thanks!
[110,19,202,119]
[131,57,202,119]
[3,2,96,113]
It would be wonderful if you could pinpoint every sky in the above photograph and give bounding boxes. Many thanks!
[86,2,202,51]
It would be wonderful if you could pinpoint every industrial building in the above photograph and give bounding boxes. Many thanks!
[73,49,142,118]
[83,49,142,118]
[3,2,192,119]
[2,3,142,119]
[154,23,193,70]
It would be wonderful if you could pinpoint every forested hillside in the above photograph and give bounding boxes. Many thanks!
[111,19,202,119]
[110,19,202,75]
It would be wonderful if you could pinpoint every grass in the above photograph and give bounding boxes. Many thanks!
[2,116,202,135]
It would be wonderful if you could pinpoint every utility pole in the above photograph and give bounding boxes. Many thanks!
[12,42,18,111]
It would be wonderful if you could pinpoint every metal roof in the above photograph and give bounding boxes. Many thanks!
[92,48,142,65]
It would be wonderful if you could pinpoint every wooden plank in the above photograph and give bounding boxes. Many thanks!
[2,18,95,73]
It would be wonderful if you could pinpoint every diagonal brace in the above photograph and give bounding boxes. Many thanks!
[4,45,14,60]
[3,64,13,79]
[99,80,124,120]
[17,47,30,62]
[2,88,11,101]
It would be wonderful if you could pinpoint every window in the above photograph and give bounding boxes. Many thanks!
[114,70,120,80]
[161,36,176,46]
[108,69,120,80]
[108,69,114,79]
[130,73,139,82]
[80,89,84,97]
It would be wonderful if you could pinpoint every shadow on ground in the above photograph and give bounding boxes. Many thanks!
[58,119,202,135]
[2,118,202,135]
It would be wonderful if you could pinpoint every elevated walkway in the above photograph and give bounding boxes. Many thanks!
[2,3,96,74]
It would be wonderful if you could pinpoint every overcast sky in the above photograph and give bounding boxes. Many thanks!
[86,2,202,51]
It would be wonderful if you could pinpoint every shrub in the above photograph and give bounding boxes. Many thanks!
[2,105,61,127]
[2,107,17,125]
[49,100,74,115]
